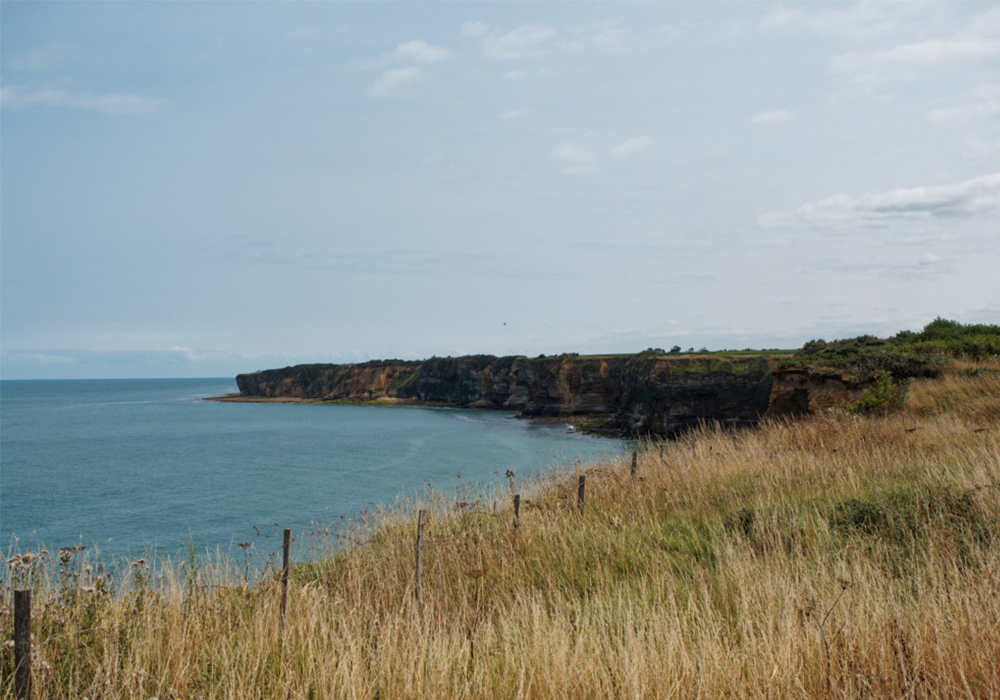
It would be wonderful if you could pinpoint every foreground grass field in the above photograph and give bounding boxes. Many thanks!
[3,367,999,699]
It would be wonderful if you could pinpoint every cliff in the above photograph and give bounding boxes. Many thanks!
[224,320,997,435]
[235,354,780,436]
[765,367,867,416]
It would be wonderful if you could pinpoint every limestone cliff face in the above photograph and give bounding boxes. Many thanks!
[613,356,774,434]
[765,368,865,417]
[236,354,778,436]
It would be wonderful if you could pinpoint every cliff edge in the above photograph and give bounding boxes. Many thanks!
[234,354,778,436]
[229,319,996,436]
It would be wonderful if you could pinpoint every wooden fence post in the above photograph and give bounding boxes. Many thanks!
[630,450,637,481]
[513,494,521,529]
[14,589,31,700]
[415,510,427,606]
[281,528,291,620]
[577,475,586,516]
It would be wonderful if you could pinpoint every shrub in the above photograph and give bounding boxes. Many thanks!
[799,339,827,355]
[846,370,913,415]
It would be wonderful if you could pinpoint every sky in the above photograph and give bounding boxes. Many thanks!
[2,1,999,379]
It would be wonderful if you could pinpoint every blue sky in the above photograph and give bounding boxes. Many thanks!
[2,1,999,379]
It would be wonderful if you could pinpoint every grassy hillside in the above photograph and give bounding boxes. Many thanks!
[3,363,999,698]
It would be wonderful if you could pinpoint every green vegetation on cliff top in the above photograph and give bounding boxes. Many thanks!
[269,318,998,379]
[780,317,1000,380]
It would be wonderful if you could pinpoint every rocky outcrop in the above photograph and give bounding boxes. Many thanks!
[765,367,866,417]
[235,354,782,436]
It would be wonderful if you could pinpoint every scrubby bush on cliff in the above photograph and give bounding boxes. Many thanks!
[847,370,913,415]
[901,317,1000,359]
[851,351,941,382]
[799,339,827,355]
[785,319,999,378]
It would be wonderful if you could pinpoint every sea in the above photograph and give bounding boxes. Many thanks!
[0,378,626,564]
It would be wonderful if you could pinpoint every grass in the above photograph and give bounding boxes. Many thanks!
[3,368,999,699]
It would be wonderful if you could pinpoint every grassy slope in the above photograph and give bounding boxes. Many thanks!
[3,365,999,699]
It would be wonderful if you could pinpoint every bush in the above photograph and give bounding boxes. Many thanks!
[799,339,827,355]
[847,370,913,415]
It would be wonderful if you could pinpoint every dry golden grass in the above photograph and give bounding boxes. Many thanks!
[3,372,999,699]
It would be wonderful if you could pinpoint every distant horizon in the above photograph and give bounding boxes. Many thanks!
[3,312,994,381]
[0,376,237,382]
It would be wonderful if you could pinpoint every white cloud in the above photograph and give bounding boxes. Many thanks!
[0,86,166,115]
[483,25,555,60]
[592,25,627,47]
[759,173,1000,230]
[757,3,909,42]
[561,21,627,50]
[548,142,597,174]
[9,45,67,72]
[609,136,653,157]
[550,142,596,163]
[928,99,1000,124]
[920,252,939,266]
[500,108,528,121]
[751,109,795,126]
[368,67,423,98]
[1,351,79,366]
[832,39,1000,72]
[968,6,1000,37]
[462,21,487,38]
[654,24,689,42]
[503,70,526,81]
[928,84,1000,125]
[962,136,1000,162]
[393,39,450,64]
[830,38,1000,88]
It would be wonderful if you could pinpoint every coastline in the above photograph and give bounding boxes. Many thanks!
[206,393,621,435]
[204,393,410,405]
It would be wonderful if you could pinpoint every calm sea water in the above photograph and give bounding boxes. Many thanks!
[1,379,624,561]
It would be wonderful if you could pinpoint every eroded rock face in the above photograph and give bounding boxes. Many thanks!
[236,354,776,436]
[766,368,865,417]
[610,357,773,435]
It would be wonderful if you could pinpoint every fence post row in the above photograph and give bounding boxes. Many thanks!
[281,528,291,620]
[513,494,521,529]
[415,509,427,606]
[14,588,31,700]
[578,475,586,516]
[631,450,637,481]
